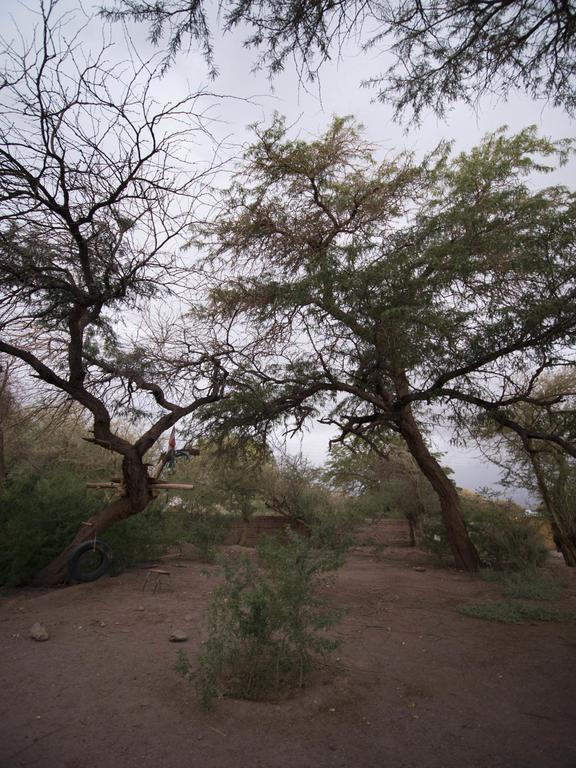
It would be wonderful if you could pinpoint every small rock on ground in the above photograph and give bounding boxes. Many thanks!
[169,630,188,642]
[29,623,50,641]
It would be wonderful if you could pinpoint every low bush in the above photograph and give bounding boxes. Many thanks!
[0,470,191,585]
[178,531,343,709]
[421,495,548,571]
[459,601,573,624]
[306,499,365,558]
[0,470,103,586]
[183,511,232,562]
[503,570,565,601]
[103,501,189,569]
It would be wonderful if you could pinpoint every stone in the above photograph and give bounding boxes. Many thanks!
[413,566,427,572]
[184,614,193,622]
[169,630,188,643]
[29,622,49,641]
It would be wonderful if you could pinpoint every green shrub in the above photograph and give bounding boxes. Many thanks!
[421,496,548,571]
[103,500,189,569]
[0,470,103,586]
[306,499,365,558]
[0,470,192,585]
[347,491,391,522]
[503,570,565,601]
[179,531,343,709]
[183,511,232,563]
[459,601,573,624]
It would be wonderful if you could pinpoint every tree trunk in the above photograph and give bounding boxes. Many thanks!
[543,502,576,567]
[0,424,6,488]
[552,526,576,567]
[528,447,576,568]
[238,520,249,546]
[33,453,153,587]
[396,407,481,571]
[407,514,417,547]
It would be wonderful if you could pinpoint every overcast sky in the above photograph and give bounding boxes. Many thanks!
[3,0,575,504]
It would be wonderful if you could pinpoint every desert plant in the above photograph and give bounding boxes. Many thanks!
[0,469,195,585]
[184,511,232,562]
[502,570,566,601]
[179,531,343,709]
[102,500,190,569]
[421,495,548,571]
[0,470,104,586]
[459,601,573,624]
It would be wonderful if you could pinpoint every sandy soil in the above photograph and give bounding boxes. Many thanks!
[1,546,575,768]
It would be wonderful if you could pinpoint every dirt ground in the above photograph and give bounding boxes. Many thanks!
[1,546,575,768]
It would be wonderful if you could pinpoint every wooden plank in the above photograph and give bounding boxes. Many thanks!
[86,481,194,491]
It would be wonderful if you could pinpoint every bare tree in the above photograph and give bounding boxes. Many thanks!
[0,0,228,585]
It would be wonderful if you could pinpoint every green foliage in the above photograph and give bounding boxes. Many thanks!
[347,490,392,521]
[306,498,365,557]
[460,565,570,623]
[459,601,573,624]
[169,437,271,522]
[0,469,194,585]
[183,511,232,563]
[2,402,118,483]
[105,1,576,120]
[259,452,367,554]
[0,470,103,586]
[421,495,548,570]
[260,454,327,521]
[171,447,361,559]
[502,570,565,601]
[469,371,576,569]
[199,117,576,571]
[182,531,343,709]
[102,501,189,569]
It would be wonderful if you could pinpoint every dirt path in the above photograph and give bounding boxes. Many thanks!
[1,547,575,768]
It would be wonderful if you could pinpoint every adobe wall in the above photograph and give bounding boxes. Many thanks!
[222,516,412,547]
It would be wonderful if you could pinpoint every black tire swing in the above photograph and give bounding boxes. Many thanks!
[67,539,114,582]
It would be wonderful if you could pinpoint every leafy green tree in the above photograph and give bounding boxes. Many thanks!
[472,372,576,566]
[103,1,576,120]
[0,470,105,586]
[259,454,326,520]
[172,436,273,543]
[199,116,576,572]
[0,361,18,486]
[324,434,439,545]
[421,491,548,571]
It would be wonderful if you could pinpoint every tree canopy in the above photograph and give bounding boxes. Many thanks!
[102,0,576,120]
[198,115,576,569]
[470,371,576,566]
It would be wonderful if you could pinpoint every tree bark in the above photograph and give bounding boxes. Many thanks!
[528,448,576,567]
[0,425,6,488]
[396,407,481,571]
[552,525,576,567]
[33,452,153,587]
